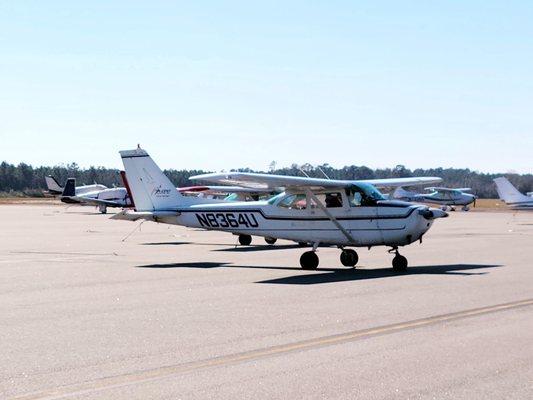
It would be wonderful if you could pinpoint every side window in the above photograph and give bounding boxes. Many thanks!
[324,192,343,208]
[350,191,363,207]
[278,194,306,209]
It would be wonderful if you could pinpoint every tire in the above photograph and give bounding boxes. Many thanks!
[392,255,408,271]
[238,234,252,246]
[265,237,277,245]
[300,251,319,270]
[340,249,358,267]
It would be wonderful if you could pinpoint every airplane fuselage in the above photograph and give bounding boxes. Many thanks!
[151,200,437,247]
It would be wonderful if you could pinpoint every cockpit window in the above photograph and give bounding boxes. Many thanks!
[347,183,385,206]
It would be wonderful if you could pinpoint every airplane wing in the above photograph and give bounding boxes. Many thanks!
[178,185,274,194]
[363,177,443,188]
[424,187,471,193]
[190,172,442,191]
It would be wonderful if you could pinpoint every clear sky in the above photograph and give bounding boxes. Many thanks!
[1,1,532,173]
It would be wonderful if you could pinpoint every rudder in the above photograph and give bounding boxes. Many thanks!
[119,148,182,211]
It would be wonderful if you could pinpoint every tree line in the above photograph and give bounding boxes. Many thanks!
[0,160,531,198]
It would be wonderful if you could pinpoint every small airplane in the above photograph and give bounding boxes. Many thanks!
[52,173,277,215]
[392,186,476,211]
[113,147,448,271]
[59,173,133,213]
[45,175,108,197]
[493,177,533,210]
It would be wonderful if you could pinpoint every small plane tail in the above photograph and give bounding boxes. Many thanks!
[45,175,63,194]
[62,178,76,197]
[493,177,530,204]
[392,186,418,200]
[119,148,182,211]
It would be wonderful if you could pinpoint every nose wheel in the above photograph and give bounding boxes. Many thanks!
[340,249,358,267]
[389,248,408,271]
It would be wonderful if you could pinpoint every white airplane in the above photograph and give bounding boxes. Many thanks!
[494,177,533,210]
[392,186,476,211]
[113,148,447,271]
[53,173,277,215]
[45,175,108,196]
[60,174,132,214]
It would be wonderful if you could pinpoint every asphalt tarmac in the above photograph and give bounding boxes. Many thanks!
[1,204,532,399]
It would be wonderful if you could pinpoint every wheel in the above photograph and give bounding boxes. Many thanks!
[265,237,277,245]
[98,204,107,214]
[441,205,447,211]
[238,234,252,246]
[392,255,408,271]
[449,206,456,211]
[340,249,358,267]
[300,251,319,270]
[462,206,470,211]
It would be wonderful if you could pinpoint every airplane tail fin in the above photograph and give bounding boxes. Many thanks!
[493,177,530,204]
[45,175,63,194]
[392,186,417,200]
[119,148,182,211]
[62,178,76,197]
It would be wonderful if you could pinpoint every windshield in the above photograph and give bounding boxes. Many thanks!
[348,183,385,206]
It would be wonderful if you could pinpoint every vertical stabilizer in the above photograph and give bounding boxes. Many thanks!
[45,176,64,194]
[62,178,76,197]
[119,148,182,211]
[493,177,531,204]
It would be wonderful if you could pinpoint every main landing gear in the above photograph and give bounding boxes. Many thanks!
[300,251,319,270]
[389,247,408,271]
[340,249,358,267]
[264,237,277,245]
[98,204,107,214]
[299,247,359,270]
[238,234,252,246]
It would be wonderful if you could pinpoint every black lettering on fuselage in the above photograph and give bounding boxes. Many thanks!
[194,212,259,229]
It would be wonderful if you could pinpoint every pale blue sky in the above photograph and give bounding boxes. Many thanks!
[1,1,532,173]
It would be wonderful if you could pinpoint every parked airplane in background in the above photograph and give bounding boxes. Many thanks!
[45,175,107,197]
[59,175,132,213]
[494,177,533,210]
[392,186,476,211]
[113,147,447,271]
[51,173,277,215]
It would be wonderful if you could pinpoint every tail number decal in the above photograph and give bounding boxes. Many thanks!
[196,213,259,228]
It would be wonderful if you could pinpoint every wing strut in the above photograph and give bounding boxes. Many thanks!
[305,189,356,245]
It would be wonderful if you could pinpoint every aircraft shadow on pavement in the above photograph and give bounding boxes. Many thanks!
[137,262,231,269]
[257,264,502,285]
[134,262,501,284]
[213,244,304,252]
[142,243,305,251]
